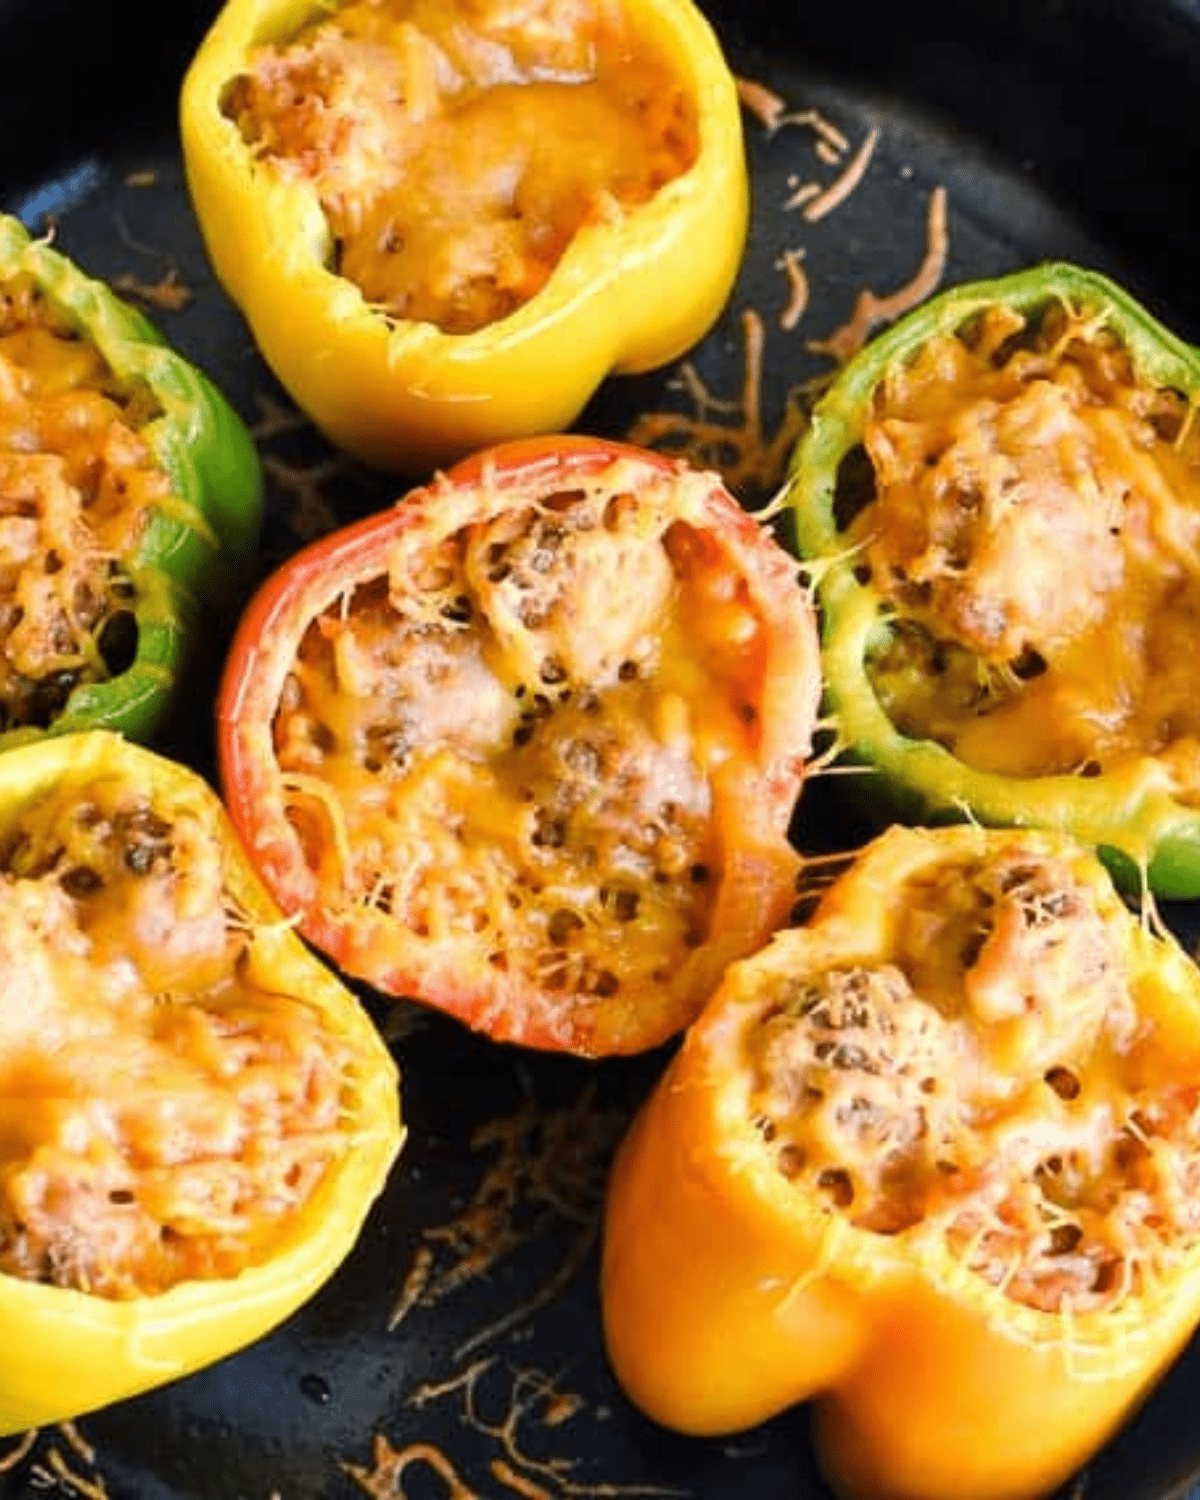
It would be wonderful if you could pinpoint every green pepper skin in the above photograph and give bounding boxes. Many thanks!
[788,263,1200,899]
[0,214,263,748]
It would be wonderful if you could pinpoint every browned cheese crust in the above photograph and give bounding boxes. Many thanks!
[0,775,353,1298]
[746,845,1200,1317]
[849,302,1200,795]
[227,0,698,333]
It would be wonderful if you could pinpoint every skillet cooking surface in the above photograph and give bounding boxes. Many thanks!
[4,1,1200,1496]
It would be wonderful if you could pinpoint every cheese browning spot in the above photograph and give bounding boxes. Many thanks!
[748,843,1196,1315]
[272,462,786,1049]
[0,274,168,728]
[852,300,1200,792]
[0,771,356,1299]
[226,0,699,335]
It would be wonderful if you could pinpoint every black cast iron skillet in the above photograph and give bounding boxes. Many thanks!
[3,2,1200,1497]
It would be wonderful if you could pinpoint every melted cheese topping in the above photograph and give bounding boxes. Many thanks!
[273,462,784,1040]
[0,274,167,728]
[748,840,1200,1316]
[849,302,1200,794]
[228,0,698,333]
[0,771,353,1299]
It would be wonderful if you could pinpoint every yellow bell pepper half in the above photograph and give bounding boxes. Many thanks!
[180,0,748,474]
[602,824,1200,1500]
[0,732,402,1435]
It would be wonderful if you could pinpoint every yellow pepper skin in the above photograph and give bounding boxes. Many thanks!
[601,825,1200,1500]
[0,732,402,1435]
[179,0,747,474]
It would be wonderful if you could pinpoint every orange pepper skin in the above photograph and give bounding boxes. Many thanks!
[179,0,747,474]
[600,825,1200,1500]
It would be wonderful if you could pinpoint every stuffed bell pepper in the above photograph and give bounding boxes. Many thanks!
[602,822,1200,1500]
[217,437,820,1055]
[180,0,747,473]
[0,215,262,748]
[789,264,1200,896]
[0,731,401,1434]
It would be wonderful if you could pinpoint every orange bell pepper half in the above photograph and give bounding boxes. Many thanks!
[602,823,1200,1499]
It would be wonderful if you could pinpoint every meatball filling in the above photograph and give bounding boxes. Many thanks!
[748,840,1197,1316]
[269,457,805,1051]
[0,771,354,1299]
[847,300,1200,796]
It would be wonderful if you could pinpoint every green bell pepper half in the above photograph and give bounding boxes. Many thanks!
[0,213,262,748]
[788,262,1200,899]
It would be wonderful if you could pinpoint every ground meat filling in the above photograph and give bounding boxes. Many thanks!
[753,965,959,1235]
[0,274,165,728]
[748,849,1200,1315]
[272,468,776,1012]
[226,0,699,333]
[0,778,352,1299]
[846,301,1200,792]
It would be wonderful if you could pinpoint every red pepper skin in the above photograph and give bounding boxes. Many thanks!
[217,436,821,1054]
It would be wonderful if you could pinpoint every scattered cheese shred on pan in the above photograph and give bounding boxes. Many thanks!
[735,75,788,131]
[626,309,808,494]
[735,74,849,154]
[342,1435,479,1500]
[802,126,880,222]
[784,180,821,211]
[111,267,194,312]
[808,185,949,363]
[250,391,311,442]
[0,1433,37,1475]
[44,1448,109,1500]
[491,1458,553,1499]
[781,107,850,153]
[777,248,809,331]
[262,454,344,542]
[59,1426,95,1467]
[489,1458,555,1494]
[634,81,951,485]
